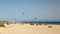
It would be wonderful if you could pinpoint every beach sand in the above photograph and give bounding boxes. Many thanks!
[0,23,60,34]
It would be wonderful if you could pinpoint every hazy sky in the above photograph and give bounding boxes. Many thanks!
[0,0,60,21]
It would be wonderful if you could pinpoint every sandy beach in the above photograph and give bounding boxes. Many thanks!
[0,23,60,34]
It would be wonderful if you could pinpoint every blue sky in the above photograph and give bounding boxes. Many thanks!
[0,0,60,22]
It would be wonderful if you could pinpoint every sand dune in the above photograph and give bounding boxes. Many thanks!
[0,23,60,34]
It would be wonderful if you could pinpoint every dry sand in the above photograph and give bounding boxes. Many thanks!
[0,23,60,34]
